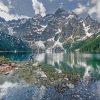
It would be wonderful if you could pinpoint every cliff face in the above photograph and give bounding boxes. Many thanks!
[0,8,100,52]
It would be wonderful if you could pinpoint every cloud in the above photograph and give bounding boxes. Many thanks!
[32,0,46,16]
[0,1,29,21]
[0,2,9,13]
[73,3,87,14]
[88,0,100,20]
[7,0,14,9]
[73,0,100,20]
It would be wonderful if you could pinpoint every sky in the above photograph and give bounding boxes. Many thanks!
[0,0,100,21]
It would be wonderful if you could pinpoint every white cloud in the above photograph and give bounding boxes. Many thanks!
[73,0,100,20]
[32,0,46,16]
[89,0,100,20]
[73,3,87,14]
[7,0,14,9]
[88,7,96,15]
[0,2,9,13]
[0,1,29,21]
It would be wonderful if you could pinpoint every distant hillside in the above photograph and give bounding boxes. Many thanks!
[63,32,100,53]
[0,8,100,53]
[80,32,100,52]
[0,31,30,52]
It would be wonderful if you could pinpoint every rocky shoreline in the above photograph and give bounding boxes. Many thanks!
[0,62,16,74]
[0,61,100,100]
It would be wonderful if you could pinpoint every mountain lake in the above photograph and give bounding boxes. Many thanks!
[0,52,100,100]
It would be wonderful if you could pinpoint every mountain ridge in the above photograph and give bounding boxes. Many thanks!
[0,8,100,52]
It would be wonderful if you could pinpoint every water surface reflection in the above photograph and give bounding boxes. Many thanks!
[0,52,100,79]
[0,52,100,100]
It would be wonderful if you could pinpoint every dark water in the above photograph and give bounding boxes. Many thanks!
[0,52,100,100]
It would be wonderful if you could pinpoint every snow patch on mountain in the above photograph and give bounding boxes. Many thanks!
[67,14,74,19]
[8,27,14,35]
[34,26,46,34]
[47,37,54,42]
[41,25,47,28]
[83,22,93,37]
[55,29,61,35]
[67,35,74,43]
[35,40,45,48]
[53,38,64,49]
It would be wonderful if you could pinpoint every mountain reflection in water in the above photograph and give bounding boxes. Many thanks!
[0,52,100,78]
[0,80,100,100]
[0,52,100,100]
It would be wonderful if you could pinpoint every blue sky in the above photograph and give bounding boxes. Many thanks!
[31,0,100,21]
[0,0,100,21]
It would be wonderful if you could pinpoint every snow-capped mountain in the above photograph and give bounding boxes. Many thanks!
[0,8,100,52]
[2,8,99,41]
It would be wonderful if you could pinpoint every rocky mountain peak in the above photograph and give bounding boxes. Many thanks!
[55,8,69,17]
[84,15,100,34]
[0,17,5,22]
[0,8,100,47]
[33,14,43,21]
[85,15,92,20]
[84,15,99,25]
